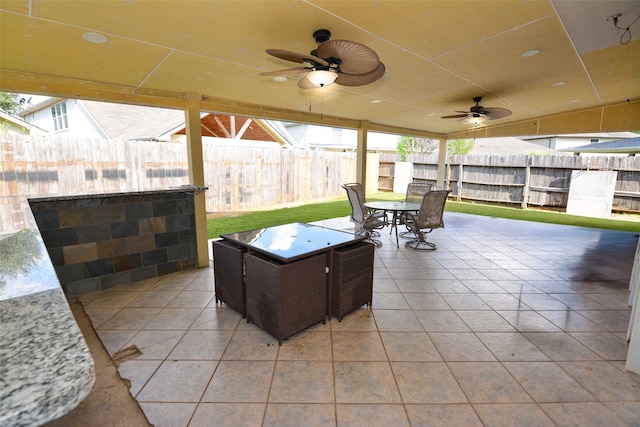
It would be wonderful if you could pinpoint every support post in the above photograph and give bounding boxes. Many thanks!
[185,95,209,268]
[437,138,447,189]
[356,122,369,193]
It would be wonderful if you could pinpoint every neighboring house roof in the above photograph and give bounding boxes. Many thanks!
[469,137,568,156]
[522,132,638,141]
[80,100,186,141]
[171,114,297,148]
[19,98,297,146]
[560,136,640,154]
[0,110,49,135]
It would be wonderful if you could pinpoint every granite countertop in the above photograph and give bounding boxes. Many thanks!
[0,229,95,427]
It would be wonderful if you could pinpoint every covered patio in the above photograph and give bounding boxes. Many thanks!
[2,2,640,425]
[62,213,639,426]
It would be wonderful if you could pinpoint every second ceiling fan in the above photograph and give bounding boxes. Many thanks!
[441,97,512,121]
[260,29,385,89]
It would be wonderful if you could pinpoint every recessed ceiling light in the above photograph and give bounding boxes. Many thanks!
[370,99,382,104]
[272,76,287,83]
[569,99,580,103]
[521,49,540,57]
[552,81,566,87]
[82,32,108,44]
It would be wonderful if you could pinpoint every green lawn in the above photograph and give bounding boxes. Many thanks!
[206,192,640,238]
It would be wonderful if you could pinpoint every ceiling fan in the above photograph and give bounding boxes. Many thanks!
[441,97,512,121]
[260,29,385,89]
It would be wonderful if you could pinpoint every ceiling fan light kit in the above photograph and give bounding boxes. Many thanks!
[306,69,339,87]
[261,29,385,89]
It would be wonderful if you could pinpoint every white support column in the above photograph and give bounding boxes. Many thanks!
[356,122,369,193]
[184,95,209,268]
[437,138,447,189]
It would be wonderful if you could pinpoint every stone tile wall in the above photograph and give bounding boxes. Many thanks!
[29,189,198,296]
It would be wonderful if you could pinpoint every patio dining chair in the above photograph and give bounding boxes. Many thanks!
[342,183,387,247]
[399,182,433,238]
[405,182,433,204]
[403,189,451,251]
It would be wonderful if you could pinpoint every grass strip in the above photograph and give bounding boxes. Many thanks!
[207,193,639,238]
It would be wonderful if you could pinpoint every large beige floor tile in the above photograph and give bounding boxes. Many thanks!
[332,331,387,361]
[263,404,335,427]
[221,330,279,360]
[137,360,216,402]
[277,331,332,361]
[473,403,554,427]
[429,333,496,361]
[405,404,483,426]
[372,309,424,332]
[334,362,401,404]
[448,362,533,403]
[476,333,550,362]
[201,360,274,402]
[380,331,442,361]
[123,329,186,360]
[540,402,630,427]
[139,402,196,427]
[502,362,595,403]
[188,403,265,427]
[269,361,334,403]
[391,362,467,404]
[189,306,242,330]
[336,404,410,427]
[167,330,233,360]
[557,361,640,401]
[144,308,202,330]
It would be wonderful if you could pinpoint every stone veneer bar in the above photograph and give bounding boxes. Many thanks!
[28,187,206,297]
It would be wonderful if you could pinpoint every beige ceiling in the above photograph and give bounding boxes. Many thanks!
[1,0,639,139]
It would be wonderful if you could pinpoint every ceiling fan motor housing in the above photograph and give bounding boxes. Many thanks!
[313,29,331,44]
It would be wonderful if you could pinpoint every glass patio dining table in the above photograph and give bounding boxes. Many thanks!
[364,201,421,248]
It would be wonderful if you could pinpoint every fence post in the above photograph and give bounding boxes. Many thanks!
[457,162,463,202]
[522,160,531,209]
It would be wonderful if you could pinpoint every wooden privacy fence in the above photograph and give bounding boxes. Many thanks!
[380,153,640,212]
[3,134,639,233]
[0,135,356,233]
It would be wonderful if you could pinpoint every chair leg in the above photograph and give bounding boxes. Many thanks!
[404,230,437,251]
[355,228,382,247]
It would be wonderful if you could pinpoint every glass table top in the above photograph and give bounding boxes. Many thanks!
[220,222,365,262]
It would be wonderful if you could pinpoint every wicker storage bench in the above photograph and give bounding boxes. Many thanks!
[212,240,247,317]
[331,241,375,321]
[245,252,327,345]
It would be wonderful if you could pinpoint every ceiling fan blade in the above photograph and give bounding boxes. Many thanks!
[316,40,379,74]
[482,107,512,120]
[441,114,470,119]
[266,49,329,67]
[259,67,309,77]
[335,62,386,87]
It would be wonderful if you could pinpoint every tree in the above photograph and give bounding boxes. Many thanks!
[396,136,438,161]
[0,92,26,115]
[447,139,475,155]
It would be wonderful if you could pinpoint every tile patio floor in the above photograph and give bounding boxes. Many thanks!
[78,212,640,426]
